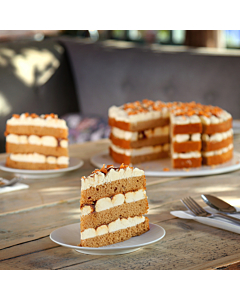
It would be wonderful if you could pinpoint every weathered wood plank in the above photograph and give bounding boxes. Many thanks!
[215,260,240,270]
[0,236,58,261]
[2,216,240,270]
[1,193,240,270]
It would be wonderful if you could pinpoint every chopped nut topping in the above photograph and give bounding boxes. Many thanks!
[31,113,38,118]
[12,114,20,118]
[100,164,108,174]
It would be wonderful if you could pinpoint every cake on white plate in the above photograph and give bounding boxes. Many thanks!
[5,113,69,170]
[79,164,150,248]
[109,100,233,168]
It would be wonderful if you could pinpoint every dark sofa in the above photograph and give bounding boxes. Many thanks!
[58,37,240,120]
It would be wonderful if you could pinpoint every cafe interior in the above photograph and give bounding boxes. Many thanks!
[1,30,240,274]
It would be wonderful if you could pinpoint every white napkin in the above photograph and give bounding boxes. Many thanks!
[171,206,240,234]
[0,178,29,194]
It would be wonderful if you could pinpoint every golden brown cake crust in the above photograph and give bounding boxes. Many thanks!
[173,141,201,153]
[80,218,150,247]
[6,124,68,139]
[203,118,232,134]
[80,175,146,205]
[6,157,68,170]
[202,136,233,152]
[81,198,149,231]
[173,157,202,168]
[6,142,68,157]
[172,123,202,135]
[202,148,233,166]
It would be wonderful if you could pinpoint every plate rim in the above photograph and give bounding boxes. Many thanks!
[90,150,240,177]
[50,222,166,251]
[0,157,84,175]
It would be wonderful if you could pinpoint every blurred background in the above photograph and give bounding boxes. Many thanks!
[0,30,240,152]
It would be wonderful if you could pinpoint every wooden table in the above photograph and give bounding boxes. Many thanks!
[1,137,240,270]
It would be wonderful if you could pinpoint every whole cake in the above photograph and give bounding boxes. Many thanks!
[80,164,149,247]
[5,113,69,170]
[109,100,233,168]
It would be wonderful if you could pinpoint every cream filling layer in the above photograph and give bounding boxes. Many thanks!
[6,134,68,148]
[202,144,233,157]
[10,153,69,165]
[81,189,147,216]
[81,166,144,191]
[171,114,201,125]
[81,216,145,240]
[200,112,232,125]
[172,133,201,143]
[111,126,169,141]
[172,151,201,159]
[171,111,231,125]
[7,114,67,129]
[202,129,233,142]
[110,143,170,156]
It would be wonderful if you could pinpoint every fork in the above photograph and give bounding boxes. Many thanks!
[0,177,22,188]
[181,196,240,226]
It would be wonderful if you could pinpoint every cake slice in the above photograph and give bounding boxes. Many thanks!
[80,164,150,247]
[5,113,69,170]
[109,100,171,164]
[170,104,202,168]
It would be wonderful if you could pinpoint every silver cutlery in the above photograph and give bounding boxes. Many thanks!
[181,196,240,226]
[201,194,238,214]
[0,177,21,188]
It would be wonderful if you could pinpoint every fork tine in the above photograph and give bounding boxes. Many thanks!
[181,198,198,215]
[187,196,206,214]
[185,197,202,214]
[185,197,200,214]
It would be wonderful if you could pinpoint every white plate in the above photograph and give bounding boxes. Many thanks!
[50,222,165,255]
[0,157,84,179]
[233,120,240,135]
[91,151,240,177]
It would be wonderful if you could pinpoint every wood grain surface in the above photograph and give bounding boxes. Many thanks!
[1,138,240,270]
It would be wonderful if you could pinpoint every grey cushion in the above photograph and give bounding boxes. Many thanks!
[59,38,240,120]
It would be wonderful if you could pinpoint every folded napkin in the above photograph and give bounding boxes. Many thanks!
[0,179,29,194]
[171,206,240,234]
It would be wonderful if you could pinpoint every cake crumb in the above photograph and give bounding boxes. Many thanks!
[183,168,190,172]
[211,165,216,169]
[163,167,170,171]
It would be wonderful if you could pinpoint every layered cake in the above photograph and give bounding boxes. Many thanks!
[5,113,69,170]
[80,164,149,247]
[109,100,171,165]
[109,100,233,168]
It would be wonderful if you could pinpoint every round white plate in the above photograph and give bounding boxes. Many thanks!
[50,222,165,255]
[233,120,240,135]
[0,157,84,179]
[91,151,240,177]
